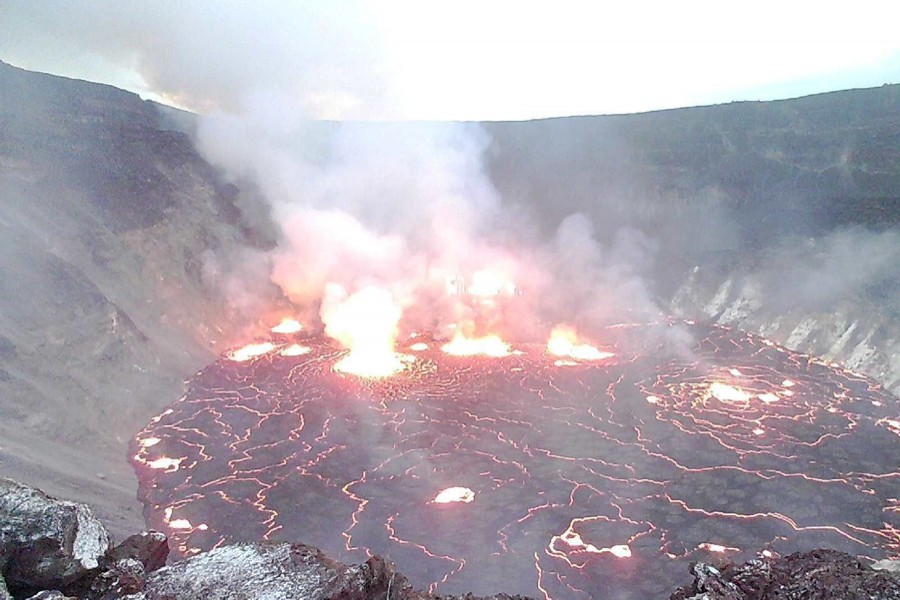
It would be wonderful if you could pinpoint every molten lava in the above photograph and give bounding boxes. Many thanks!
[433,487,476,504]
[228,342,276,362]
[271,317,303,334]
[547,325,615,361]
[698,542,737,554]
[708,381,752,403]
[441,332,512,357]
[322,285,407,378]
[557,530,632,559]
[145,457,182,472]
[280,343,312,357]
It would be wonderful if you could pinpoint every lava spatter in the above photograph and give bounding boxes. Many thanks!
[131,322,900,599]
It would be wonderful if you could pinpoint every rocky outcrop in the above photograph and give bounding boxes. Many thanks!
[88,533,168,600]
[136,542,531,600]
[670,549,900,600]
[0,479,169,599]
[0,478,530,600]
[0,478,109,591]
[104,533,168,573]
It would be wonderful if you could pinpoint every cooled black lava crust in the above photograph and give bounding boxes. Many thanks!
[132,322,899,599]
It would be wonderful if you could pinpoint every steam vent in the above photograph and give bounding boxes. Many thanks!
[132,322,899,599]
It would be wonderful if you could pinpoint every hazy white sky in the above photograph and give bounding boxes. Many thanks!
[1,0,897,120]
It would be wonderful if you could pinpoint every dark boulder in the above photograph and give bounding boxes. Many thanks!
[139,542,413,600]
[671,549,900,599]
[0,478,110,591]
[88,531,167,600]
[435,596,534,600]
[90,557,146,600]
[105,532,168,573]
[139,542,535,600]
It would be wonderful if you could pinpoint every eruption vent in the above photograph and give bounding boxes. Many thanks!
[441,332,512,357]
[322,285,407,378]
[547,325,615,361]
[271,318,303,334]
[228,342,275,362]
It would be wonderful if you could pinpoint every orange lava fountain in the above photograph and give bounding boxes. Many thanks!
[547,325,615,361]
[441,332,512,357]
[322,285,408,378]
[271,317,303,334]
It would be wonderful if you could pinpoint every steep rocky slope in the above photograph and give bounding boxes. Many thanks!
[0,61,279,535]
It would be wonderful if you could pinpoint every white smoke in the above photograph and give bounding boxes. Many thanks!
[191,83,669,351]
[0,2,668,346]
[196,108,553,339]
[0,1,388,118]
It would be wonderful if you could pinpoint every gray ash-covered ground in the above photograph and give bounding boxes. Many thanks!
[131,321,899,599]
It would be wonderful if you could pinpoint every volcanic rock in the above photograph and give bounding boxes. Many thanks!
[24,592,76,600]
[670,549,900,600]
[874,559,900,575]
[89,533,168,600]
[0,477,110,591]
[104,532,168,573]
[136,542,534,600]
[434,596,532,600]
[89,558,146,600]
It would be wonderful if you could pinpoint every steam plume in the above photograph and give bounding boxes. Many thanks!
[196,104,666,346]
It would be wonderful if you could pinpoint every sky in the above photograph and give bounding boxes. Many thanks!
[1,0,898,121]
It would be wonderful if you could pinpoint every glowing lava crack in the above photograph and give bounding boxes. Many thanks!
[131,322,899,600]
